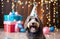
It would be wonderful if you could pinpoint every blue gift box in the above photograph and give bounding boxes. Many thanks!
[15,15,23,21]
[9,15,15,21]
[4,15,9,21]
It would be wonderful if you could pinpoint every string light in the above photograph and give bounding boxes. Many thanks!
[50,0,54,2]
[53,15,55,17]
[53,3,55,5]
[18,0,21,3]
[47,22,49,24]
[1,0,3,1]
[46,7,48,10]
[2,5,3,7]
[1,2,3,4]
[54,1,56,4]
[28,1,31,4]
[48,18,51,21]
[25,1,28,5]
[49,24,51,26]
[28,5,30,7]
[17,0,23,5]
[49,15,50,18]
[33,0,35,2]
[53,19,55,23]
[47,16,48,18]
[7,0,9,2]
[45,0,48,3]
[1,0,3,14]
[38,2,40,4]
[54,12,56,15]
[49,1,51,3]
[41,0,43,7]
[22,6,24,8]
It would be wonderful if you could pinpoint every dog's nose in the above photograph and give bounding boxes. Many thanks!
[32,23,35,25]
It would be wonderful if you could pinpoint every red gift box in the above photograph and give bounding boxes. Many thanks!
[4,21,16,32]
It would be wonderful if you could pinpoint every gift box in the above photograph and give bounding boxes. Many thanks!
[15,27,20,32]
[15,15,23,21]
[9,15,15,22]
[4,15,9,21]
[15,23,20,32]
[4,22,16,32]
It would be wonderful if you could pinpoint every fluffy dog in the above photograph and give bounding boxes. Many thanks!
[24,16,46,39]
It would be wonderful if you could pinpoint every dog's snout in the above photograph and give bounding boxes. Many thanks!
[32,23,35,25]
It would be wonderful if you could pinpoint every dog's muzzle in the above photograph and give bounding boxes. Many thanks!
[28,22,39,33]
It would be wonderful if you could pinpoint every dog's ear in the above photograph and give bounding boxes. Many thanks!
[38,17,43,33]
[24,16,30,30]
[37,16,43,28]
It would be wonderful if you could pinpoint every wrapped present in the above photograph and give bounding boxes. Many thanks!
[15,15,23,21]
[15,26,20,32]
[4,10,24,33]
[9,15,15,22]
[15,23,20,32]
[4,15,9,21]
[4,21,16,32]
[4,15,15,22]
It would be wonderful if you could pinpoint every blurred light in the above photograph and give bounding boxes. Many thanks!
[47,16,48,18]
[25,1,28,5]
[28,1,30,3]
[56,29,58,32]
[49,1,51,3]
[2,2,3,4]
[7,0,9,2]
[53,19,55,23]
[47,22,49,24]
[41,0,43,3]
[28,5,30,7]
[48,19,51,21]
[38,2,40,4]
[54,8,55,10]
[41,9,44,12]
[50,0,54,2]
[22,6,24,8]
[53,15,55,17]
[55,0,57,1]
[18,0,21,3]
[46,7,48,9]
[56,12,58,14]
[54,10,56,13]
[48,12,50,15]
[54,2,56,3]
[53,3,55,5]
[33,0,35,2]
[19,2,22,5]
[54,13,56,15]
[1,0,3,1]
[53,19,55,21]
[45,1,48,3]
[2,5,3,7]
[36,4,38,6]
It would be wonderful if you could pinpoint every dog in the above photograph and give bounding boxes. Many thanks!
[24,16,46,39]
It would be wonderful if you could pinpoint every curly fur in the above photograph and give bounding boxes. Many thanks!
[24,16,46,39]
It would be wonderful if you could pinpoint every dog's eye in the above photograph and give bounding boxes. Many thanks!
[29,18,31,21]
[35,18,38,22]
